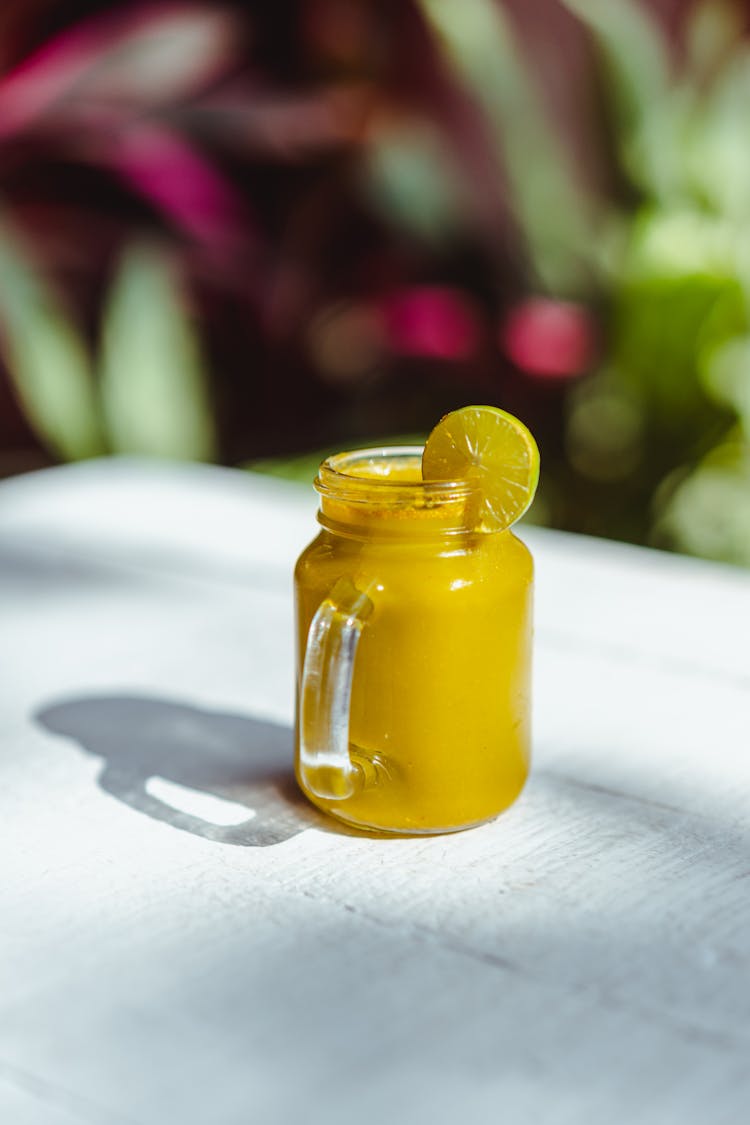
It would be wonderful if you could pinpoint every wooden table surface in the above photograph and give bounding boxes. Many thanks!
[2,458,749,1125]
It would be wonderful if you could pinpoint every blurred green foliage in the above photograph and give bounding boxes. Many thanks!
[571,0,750,565]
[418,0,750,565]
[2,0,750,565]
[0,222,215,462]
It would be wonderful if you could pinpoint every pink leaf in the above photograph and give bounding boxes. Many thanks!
[0,3,240,140]
[105,123,250,251]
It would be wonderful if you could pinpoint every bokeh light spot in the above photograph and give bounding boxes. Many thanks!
[501,298,595,379]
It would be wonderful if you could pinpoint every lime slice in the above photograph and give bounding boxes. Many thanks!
[422,405,540,531]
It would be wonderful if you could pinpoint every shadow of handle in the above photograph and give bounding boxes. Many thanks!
[98,763,263,845]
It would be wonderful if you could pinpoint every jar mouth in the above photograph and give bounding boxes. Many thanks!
[316,446,474,507]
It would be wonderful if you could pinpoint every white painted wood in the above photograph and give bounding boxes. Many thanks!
[1,457,749,1125]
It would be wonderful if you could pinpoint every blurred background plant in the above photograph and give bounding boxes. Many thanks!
[1,0,749,564]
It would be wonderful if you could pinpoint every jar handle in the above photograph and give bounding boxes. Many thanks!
[299,577,374,800]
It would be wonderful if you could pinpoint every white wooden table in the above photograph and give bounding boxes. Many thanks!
[2,458,749,1125]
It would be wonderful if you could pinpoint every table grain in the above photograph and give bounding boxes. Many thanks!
[1,458,749,1125]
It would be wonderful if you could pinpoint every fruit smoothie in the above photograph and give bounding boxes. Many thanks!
[294,448,533,834]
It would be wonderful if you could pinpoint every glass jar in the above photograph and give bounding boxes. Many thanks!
[294,447,533,835]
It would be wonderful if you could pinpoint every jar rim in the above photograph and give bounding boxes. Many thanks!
[315,446,475,506]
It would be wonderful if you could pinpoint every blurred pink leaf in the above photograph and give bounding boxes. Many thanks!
[380,287,480,361]
[0,3,241,140]
[500,298,595,379]
[102,122,253,252]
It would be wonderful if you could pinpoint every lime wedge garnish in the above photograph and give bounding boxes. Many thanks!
[422,405,540,531]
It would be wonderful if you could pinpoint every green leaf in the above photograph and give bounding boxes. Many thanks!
[0,216,105,460]
[246,450,327,484]
[621,208,738,280]
[658,442,750,564]
[418,0,594,292]
[701,336,750,432]
[684,48,750,220]
[608,207,747,464]
[363,122,464,245]
[560,0,669,132]
[100,243,215,460]
[560,0,679,198]
[613,270,746,430]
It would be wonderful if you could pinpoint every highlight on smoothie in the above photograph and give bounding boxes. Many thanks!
[294,405,539,836]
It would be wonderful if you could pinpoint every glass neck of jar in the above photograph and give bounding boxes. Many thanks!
[315,447,480,542]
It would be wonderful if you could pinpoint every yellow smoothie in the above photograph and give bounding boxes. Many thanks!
[294,449,533,834]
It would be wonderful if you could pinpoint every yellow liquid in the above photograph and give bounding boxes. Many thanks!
[294,459,533,834]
